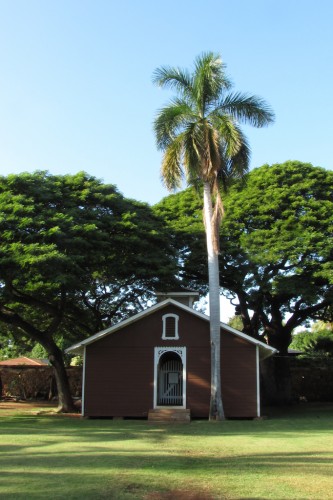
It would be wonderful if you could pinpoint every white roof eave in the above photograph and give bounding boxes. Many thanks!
[65,298,277,359]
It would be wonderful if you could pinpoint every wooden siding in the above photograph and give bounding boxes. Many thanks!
[83,304,258,418]
[221,334,257,417]
[84,346,153,417]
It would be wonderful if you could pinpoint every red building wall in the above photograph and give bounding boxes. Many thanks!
[83,304,258,418]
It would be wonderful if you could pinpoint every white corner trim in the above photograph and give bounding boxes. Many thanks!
[82,346,86,417]
[162,313,179,340]
[256,345,260,417]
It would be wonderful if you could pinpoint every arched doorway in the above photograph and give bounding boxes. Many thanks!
[154,347,186,408]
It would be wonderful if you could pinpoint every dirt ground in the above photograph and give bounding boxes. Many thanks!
[0,399,76,417]
[0,399,57,410]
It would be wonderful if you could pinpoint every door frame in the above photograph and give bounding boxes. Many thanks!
[153,347,186,409]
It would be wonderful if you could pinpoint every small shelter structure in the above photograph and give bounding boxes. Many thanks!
[0,357,48,366]
[66,292,276,419]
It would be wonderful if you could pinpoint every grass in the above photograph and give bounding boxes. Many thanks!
[1,403,333,499]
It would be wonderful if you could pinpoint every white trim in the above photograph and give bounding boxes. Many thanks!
[162,313,179,340]
[256,346,260,417]
[153,350,158,409]
[66,298,277,359]
[82,346,86,417]
[153,347,186,409]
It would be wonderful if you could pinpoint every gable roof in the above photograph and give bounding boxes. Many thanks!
[0,357,49,366]
[66,299,276,359]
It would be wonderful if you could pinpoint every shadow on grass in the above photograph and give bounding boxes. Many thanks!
[0,447,333,499]
[2,402,333,442]
[1,406,333,499]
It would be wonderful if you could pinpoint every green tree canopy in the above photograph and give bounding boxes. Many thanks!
[153,187,207,289]
[291,322,333,356]
[0,171,177,410]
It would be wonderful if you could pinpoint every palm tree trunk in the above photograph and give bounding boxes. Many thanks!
[203,182,225,420]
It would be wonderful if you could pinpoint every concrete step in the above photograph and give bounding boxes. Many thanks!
[148,408,191,422]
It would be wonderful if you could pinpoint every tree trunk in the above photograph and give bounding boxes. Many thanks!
[0,310,74,412]
[203,182,225,420]
[262,324,293,406]
[266,325,292,356]
[260,355,292,405]
[43,339,75,413]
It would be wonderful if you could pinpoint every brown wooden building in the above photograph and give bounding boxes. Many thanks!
[66,292,276,419]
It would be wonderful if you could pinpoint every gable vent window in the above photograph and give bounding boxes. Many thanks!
[162,314,179,340]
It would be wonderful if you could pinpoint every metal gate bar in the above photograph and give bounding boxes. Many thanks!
[158,358,182,406]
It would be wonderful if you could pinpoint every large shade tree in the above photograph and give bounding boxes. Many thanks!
[153,52,274,419]
[219,161,333,353]
[0,171,177,411]
[219,161,333,402]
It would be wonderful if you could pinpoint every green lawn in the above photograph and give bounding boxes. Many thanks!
[1,403,333,499]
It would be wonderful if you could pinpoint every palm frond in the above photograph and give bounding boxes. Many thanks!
[153,99,195,150]
[211,113,243,157]
[152,66,193,97]
[228,129,251,178]
[205,126,222,179]
[183,123,203,185]
[193,52,232,116]
[217,128,250,191]
[160,136,184,191]
[217,92,275,127]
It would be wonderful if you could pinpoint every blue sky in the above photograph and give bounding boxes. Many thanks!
[0,0,332,206]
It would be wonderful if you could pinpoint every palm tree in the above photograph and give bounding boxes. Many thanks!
[153,52,274,420]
